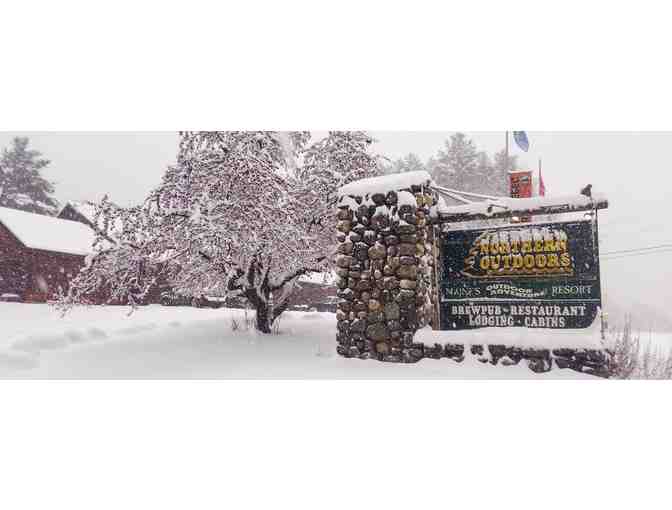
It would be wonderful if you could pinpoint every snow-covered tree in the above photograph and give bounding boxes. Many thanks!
[473,151,492,191]
[429,133,511,195]
[386,152,425,174]
[491,149,517,195]
[58,131,380,333]
[426,155,440,181]
[431,132,479,189]
[609,316,672,379]
[0,137,59,215]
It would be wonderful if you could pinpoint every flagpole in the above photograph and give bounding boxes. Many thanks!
[505,131,509,164]
[506,131,511,198]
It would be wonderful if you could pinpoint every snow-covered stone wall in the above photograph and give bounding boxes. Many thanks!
[335,171,439,362]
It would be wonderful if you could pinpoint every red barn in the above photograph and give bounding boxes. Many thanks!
[56,200,98,228]
[0,206,96,303]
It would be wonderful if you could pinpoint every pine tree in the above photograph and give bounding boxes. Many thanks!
[491,149,518,196]
[377,158,393,175]
[431,132,479,189]
[0,137,59,215]
[387,152,425,174]
[429,134,515,196]
[473,151,493,193]
[426,155,439,181]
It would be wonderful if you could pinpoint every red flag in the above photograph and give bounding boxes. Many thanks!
[539,168,546,196]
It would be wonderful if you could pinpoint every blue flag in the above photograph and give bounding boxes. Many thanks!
[513,131,529,152]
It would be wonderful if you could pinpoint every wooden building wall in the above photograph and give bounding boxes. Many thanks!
[0,222,86,302]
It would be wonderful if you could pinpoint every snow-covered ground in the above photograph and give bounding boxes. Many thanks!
[0,302,645,379]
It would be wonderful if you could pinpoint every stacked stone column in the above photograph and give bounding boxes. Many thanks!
[335,179,437,363]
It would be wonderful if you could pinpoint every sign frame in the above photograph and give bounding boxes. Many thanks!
[436,213,603,331]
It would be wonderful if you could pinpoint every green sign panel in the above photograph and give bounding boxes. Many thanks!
[439,220,601,330]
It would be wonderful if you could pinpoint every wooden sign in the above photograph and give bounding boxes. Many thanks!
[439,219,601,330]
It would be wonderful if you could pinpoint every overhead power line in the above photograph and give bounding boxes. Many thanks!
[601,248,672,261]
[601,243,672,256]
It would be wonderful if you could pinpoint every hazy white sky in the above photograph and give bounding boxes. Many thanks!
[1,131,670,322]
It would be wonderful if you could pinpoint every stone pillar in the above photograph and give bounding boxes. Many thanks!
[335,177,438,363]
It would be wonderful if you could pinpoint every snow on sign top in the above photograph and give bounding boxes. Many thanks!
[338,170,433,197]
[437,192,609,217]
[0,206,96,256]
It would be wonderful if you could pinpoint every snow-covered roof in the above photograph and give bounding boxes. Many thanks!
[57,201,98,223]
[338,171,433,197]
[0,206,96,256]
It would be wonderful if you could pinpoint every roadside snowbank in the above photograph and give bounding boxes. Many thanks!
[0,303,610,379]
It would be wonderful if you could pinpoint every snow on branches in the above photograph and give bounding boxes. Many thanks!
[0,137,59,216]
[58,131,380,332]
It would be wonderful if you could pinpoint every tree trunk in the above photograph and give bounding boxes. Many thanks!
[245,286,273,334]
[239,265,301,334]
[244,285,296,334]
[255,299,272,334]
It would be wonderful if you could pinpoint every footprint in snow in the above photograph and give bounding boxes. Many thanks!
[0,349,39,371]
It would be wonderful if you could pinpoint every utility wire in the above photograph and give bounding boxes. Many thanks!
[601,248,672,261]
[601,243,672,256]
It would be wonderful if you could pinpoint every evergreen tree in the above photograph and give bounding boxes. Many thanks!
[473,151,493,193]
[429,134,514,195]
[431,132,479,189]
[388,152,425,174]
[426,155,439,181]
[376,157,394,175]
[491,149,518,195]
[0,137,58,215]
